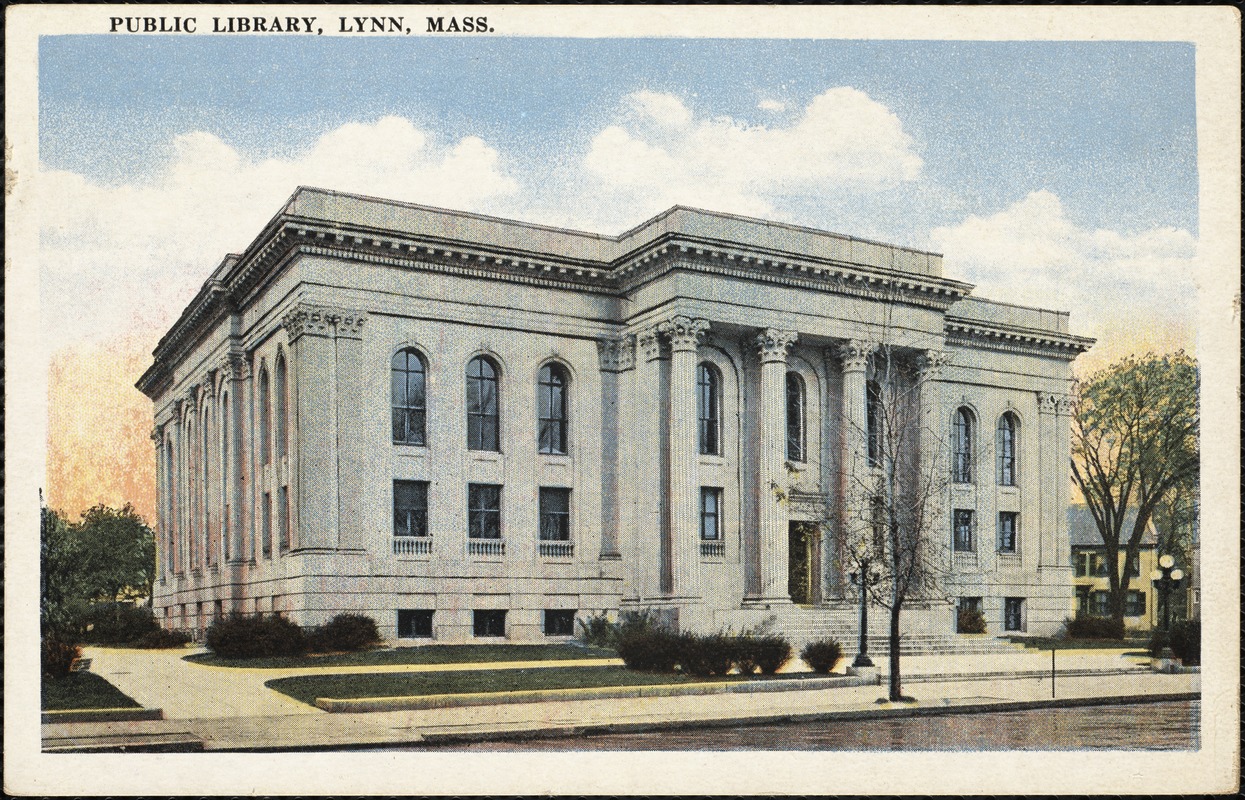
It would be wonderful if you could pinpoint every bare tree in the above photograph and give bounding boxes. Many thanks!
[839,341,950,701]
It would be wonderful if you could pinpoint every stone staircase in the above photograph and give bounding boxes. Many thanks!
[735,605,1024,656]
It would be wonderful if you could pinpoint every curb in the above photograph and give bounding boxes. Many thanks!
[888,667,1148,683]
[315,674,878,713]
[41,707,164,724]
[413,691,1201,746]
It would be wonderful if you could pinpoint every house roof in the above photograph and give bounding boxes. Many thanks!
[1068,505,1158,548]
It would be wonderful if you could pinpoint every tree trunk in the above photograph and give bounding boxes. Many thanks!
[888,603,902,701]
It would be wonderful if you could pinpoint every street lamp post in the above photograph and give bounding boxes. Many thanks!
[848,560,880,673]
[1150,553,1185,633]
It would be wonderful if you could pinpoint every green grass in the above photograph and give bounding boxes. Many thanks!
[1005,635,1148,650]
[186,643,616,669]
[42,672,141,711]
[267,665,749,705]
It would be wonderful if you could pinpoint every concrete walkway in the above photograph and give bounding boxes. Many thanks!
[53,645,1192,751]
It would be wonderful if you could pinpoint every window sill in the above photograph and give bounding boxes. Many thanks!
[469,451,503,463]
[539,453,572,464]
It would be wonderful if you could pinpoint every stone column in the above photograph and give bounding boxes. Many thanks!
[151,426,167,581]
[225,351,250,564]
[659,315,710,599]
[596,336,634,560]
[634,326,666,598]
[917,349,951,546]
[333,310,367,550]
[838,340,876,582]
[283,306,340,551]
[752,328,798,603]
[169,401,184,574]
[1035,391,1073,568]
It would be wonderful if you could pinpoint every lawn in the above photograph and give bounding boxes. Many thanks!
[266,665,747,705]
[42,672,141,711]
[186,643,616,669]
[1005,635,1149,652]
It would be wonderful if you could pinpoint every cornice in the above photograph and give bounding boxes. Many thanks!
[945,316,1095,360]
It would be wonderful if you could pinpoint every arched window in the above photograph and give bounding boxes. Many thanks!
[466,356,500,451]
[997,412,1018,486]
[391,349,427,445]
[785,372,805,462]
[258,366,271,466]
[866,380,883,467]
[274,353,289,458]
[952,407,974,483]
[697,363,720,456]
[538,363,569,455]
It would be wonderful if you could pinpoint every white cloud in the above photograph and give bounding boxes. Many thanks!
[573,87,922,224]
[931,190,1198,346]
[37,116,517,349]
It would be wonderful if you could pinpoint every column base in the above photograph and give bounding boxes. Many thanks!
[741,596,796,610]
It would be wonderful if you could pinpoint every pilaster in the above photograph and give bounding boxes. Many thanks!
[596,336,634,560]
[838,339,877,592]
[632,325,666,598]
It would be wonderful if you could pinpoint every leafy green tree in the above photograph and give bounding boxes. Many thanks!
[73,503,157,603]
[1071,352,1199,626]
[40,500,156,638]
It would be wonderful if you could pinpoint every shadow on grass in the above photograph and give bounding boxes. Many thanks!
[186,643,617,670]
[42,672,141,711]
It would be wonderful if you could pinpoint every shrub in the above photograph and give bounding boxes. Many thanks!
[678,633,735,677]
[616,628,681,672]
[753,635,793,675]
[1167,619,1200,666]
[131,628,192,649]
[576,612,620,648]
[42,635,81,679]
[956,607,987,634]
[800,639,844,673]
[206,613,306,659]
[1064,614,1124,640]
[80,602,159,645]
[731,636,761,675]
[307,614,381,653]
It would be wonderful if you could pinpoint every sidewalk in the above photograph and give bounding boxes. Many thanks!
[46,645,1195,751]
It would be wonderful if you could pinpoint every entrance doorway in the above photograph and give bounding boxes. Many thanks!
[788,522,815,604]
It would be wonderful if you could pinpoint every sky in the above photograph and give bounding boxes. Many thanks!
[36,35,1201,521]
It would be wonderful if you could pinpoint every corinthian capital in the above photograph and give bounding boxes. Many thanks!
[596,336,636,372]
[334,310,366,340]
[658,315,710,352]
[226,351,251,381]
[838,339,877,373]
[754,328,799,364]
[917,350,952,381]
[636,327,664,362]
[282,306,335,342]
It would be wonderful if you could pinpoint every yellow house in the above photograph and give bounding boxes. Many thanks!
[1068,506,1162,631]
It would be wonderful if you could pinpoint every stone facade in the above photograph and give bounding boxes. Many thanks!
[137,187,1093,643]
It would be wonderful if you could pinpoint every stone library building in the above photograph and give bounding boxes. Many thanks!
[138,187,1092,644]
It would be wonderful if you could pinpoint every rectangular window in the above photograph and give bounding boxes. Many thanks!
[277,486,290,551]
[393,480,430,537]
[953,509,974,552]
[539,488,571,541]
[1004,597,1025,632]
[1076,585,1090,615]
[261,492,272,557]
[1092,553,1109,577]
[397,609,434,639]
[473,609,506,638]
[1090,590,1111,616]
[543,610,576,636]
[997,512,1018,553]
[956,596,983,633]
[1124,590,1147,617]
[1074,551,1088,577]
[468,484,502,539]
[700,488,722,540]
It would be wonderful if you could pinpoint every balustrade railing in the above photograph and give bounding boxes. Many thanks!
[700,540,726,559]
[393,536,432,556]
[468,538,505,557]
[539,541,574,558]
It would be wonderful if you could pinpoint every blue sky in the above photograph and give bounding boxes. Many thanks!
[37,35,1200,364]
